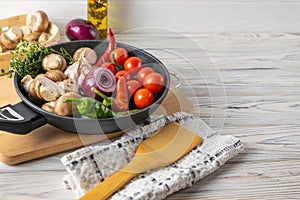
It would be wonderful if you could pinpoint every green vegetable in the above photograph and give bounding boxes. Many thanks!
[91,87,113,107]
[66,97,114,119]
[8,41,74,78]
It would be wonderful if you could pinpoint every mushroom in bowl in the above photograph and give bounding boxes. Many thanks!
[0,40,170,134]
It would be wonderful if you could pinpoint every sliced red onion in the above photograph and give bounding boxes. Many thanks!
[82,67,116,99]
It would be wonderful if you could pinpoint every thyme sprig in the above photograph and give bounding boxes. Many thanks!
[3,41,74,78]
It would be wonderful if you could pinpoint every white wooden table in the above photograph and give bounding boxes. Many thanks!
[0,32,299,199]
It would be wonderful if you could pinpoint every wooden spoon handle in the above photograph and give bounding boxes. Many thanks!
[79,170,137,200]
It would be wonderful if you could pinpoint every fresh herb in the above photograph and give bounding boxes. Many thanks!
[8,41,74,78]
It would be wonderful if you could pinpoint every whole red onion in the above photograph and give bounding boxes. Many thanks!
[82,67,116,99]
[65,18,99,41]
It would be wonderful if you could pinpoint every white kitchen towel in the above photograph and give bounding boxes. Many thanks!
[61,112,244,199]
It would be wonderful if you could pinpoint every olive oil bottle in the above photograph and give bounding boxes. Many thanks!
[87,0,108,40]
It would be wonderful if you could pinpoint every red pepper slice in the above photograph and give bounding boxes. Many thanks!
[112,76,129,111]
[95,28,116,67]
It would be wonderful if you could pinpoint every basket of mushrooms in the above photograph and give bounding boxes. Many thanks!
[0,10,60,71]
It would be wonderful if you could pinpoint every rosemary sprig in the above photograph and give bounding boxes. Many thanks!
[3,41,74,78]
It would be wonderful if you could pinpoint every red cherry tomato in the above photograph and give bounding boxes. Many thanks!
[143,72,165,94]
[124,57,142,74]
[137,67,154,83]
[101,62,117,74]
[115,70,132,81]
[134,88,154,109]
[110,48,129,66]
[127,80,142,98]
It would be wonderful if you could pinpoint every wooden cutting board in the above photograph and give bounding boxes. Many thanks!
[0,76,194,165]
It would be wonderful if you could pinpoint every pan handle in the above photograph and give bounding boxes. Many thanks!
[0,102,46,134]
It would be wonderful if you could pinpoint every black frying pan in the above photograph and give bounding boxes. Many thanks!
[0,40,170,134]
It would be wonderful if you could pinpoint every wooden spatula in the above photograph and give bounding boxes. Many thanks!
[80,122,202,200]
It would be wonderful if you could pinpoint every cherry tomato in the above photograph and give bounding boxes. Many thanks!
[143,72,165,94]
[124,57,142,74]
[134,88,154,109]
[110,48,129,66]
[115,70,132,81]
[137,67,154,83]
[101,62,117,74]
[127,80,142,98]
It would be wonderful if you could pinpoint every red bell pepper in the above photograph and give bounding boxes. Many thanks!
[112,76,129,111]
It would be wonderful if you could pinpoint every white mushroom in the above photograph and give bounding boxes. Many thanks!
[54,92,82,116]
[5,26,22,41]
[45,70,67,82]
[42,54,67,71]
[23,31,42,42]
[41,101,56,113]
[38,32,50,44]
[57,79,79,93]
[20,25,33,36]
[73,47,97,65]
[0,32,18,50]
[27,10,49,32]
[21,74,34,92]
[38,78,65,102]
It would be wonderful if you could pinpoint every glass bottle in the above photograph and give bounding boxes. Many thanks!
[87,0,108,40]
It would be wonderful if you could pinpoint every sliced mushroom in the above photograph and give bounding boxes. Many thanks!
[38,32,50,44]
[38,76,65,101]
[64,60,80,81]
[5,26,22,41]
[57,79,79,93]
[73,47,97,65]
[23,31,42,42]
[45,70,67,82]
[42,54,67,71]
[20,25,33,36]
[0,43,5,53]
[41,101,56,113]
[21,74,34,92]
[0,32,18,50]
[54,92,82,116]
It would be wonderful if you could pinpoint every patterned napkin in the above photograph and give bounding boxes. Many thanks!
[61,112,243,199]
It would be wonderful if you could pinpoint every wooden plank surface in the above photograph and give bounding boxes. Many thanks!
[0,32,299,199]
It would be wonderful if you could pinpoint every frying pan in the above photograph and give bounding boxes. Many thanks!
[0,40,170,134]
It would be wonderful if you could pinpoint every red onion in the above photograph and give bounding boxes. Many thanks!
[65,18,99,41]
[82,67,116,99]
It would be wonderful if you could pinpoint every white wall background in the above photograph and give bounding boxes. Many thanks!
[0,0,299,34]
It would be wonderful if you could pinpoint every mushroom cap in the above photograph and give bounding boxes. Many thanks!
[42,54,67,71]
[23,31,42,42]
[54,92,82,116]
[45,69,67,82]
[0,32,18,50]
[33,10,49,32]
[41,101,56,113]
[38,32,50,44]
[21,74,34,92]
